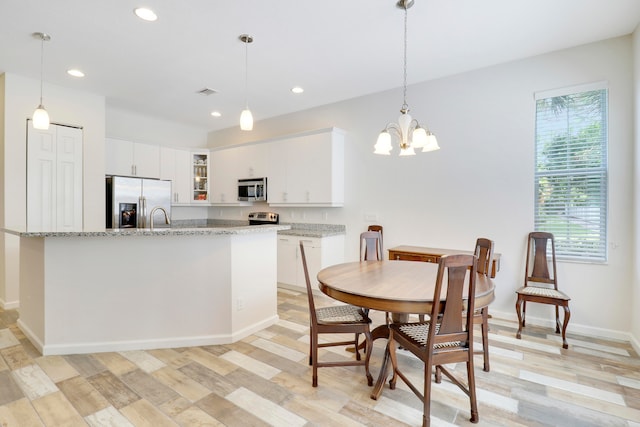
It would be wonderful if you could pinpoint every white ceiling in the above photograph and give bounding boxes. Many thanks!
[1,0,639,132]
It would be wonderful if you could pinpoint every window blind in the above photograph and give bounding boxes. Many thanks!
[534,88,608,261]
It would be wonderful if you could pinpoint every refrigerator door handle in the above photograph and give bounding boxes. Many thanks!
[139,196,146,228]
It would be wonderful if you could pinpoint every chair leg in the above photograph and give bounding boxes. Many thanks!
[515,298,524,339]
[561,305,571,349]
[467,359,479,424]
[481,307,490,372]
[311,332,319,387]
[354,332,361,361]
[555,306,561,333]
[423,362,433,427]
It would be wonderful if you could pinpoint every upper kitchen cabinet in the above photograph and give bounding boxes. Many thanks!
[192,151,210,204]
[267,128,345,207]
[106,138,160,178]
[160,147,191,205]
[210,143,267,205]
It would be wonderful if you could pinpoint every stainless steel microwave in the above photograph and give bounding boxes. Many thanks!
[238,177,267,202]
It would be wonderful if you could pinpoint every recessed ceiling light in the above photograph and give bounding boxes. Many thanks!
[67,69,85,78]
[211,111,222,117]
[134,7,158,22]
[291,86,304,94]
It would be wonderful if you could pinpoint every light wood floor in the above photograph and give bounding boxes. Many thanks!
[0,287,639,426]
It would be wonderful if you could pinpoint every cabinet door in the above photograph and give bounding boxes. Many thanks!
[191,151,210,203]
[160,147,191,205]
[133,143,160,178]
[238,144,267,178]
[267,140,288,203]
[105,138,133,176]
[277,236,297,286]
[211,149,240,204]
[298,238,322,288]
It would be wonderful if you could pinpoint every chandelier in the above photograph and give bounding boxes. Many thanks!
[374,0,439,156]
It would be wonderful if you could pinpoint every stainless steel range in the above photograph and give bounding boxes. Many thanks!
[248,212,279,225]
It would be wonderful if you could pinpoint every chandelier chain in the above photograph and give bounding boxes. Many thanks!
[402,4,408,112]
[244,38,249,108]
[39,36,45,104]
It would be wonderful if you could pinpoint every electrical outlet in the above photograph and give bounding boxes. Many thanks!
[237,298,245,311]
[323,211,328,221]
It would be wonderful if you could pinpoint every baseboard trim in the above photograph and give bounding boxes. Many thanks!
[490,309,633,343]
[19,316,280,356]
[0,298,19,310]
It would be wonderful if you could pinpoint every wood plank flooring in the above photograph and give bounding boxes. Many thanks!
[0,287,638,426]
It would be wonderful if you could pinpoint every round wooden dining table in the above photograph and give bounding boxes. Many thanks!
[317,259,495,400]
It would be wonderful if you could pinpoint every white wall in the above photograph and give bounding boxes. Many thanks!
[632,27,640,353]
[0,72,106,308]
[208,36,635,341]
[106,107,208,149]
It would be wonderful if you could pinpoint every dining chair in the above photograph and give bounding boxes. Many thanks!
[367,224,384,254]
[387,254,479,427]
[360,230,383,262]
[516,232,571,349]
[300,242,373,387]
[473,237,494,372]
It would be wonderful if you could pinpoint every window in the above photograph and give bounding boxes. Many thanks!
[534,84,608,261]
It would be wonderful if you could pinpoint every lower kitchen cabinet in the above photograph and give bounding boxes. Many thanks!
[277,234,345,291]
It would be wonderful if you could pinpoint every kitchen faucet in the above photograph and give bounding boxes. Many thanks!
[150,206,171,230]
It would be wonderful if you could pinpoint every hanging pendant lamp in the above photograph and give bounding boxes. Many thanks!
[374,0,439,156]
[239,34,254,131]
[33,32,51,130]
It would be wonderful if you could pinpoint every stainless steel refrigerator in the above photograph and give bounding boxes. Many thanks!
[106,176,172,229]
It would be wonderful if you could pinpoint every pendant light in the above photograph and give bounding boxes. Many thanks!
[374,0,439,156]
[33,32,51,130]
[239,34,254,131]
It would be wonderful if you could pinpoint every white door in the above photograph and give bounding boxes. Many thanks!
[27,123,83,231]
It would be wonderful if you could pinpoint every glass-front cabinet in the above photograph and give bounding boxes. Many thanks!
[192,151,210,203]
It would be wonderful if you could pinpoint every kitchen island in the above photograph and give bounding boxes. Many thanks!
[6,224,289,355]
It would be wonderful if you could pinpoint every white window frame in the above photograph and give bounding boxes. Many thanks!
[533,82,608,262]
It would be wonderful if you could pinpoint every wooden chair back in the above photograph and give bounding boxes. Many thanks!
[430,254,477,354]
[367,224,383,250]
[474,238,494,277]
[360,231,383,261]
[525,232,557,289]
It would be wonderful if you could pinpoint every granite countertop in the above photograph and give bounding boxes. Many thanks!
[3,220,345,239]
[3,224,290,238]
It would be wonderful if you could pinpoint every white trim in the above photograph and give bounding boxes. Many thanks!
[25,315,279,356]
[0,298,19,310]
[534,80,608,100]
[491,309,632,343]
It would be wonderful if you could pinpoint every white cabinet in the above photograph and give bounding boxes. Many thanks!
[106,138,160,178]
[191,151,210,204]
[27,123,83,231]
[210,143,267,205]
[210,148,240,204]
[160,147,191,205]
[277,234,345,291]
[268,128,344,207]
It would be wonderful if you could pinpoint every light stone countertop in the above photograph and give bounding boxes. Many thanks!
[2,224,290,238]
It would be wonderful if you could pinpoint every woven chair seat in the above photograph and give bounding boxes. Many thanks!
[395,322,461,349]
[517,286,570,300]
[316,305,369,324]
